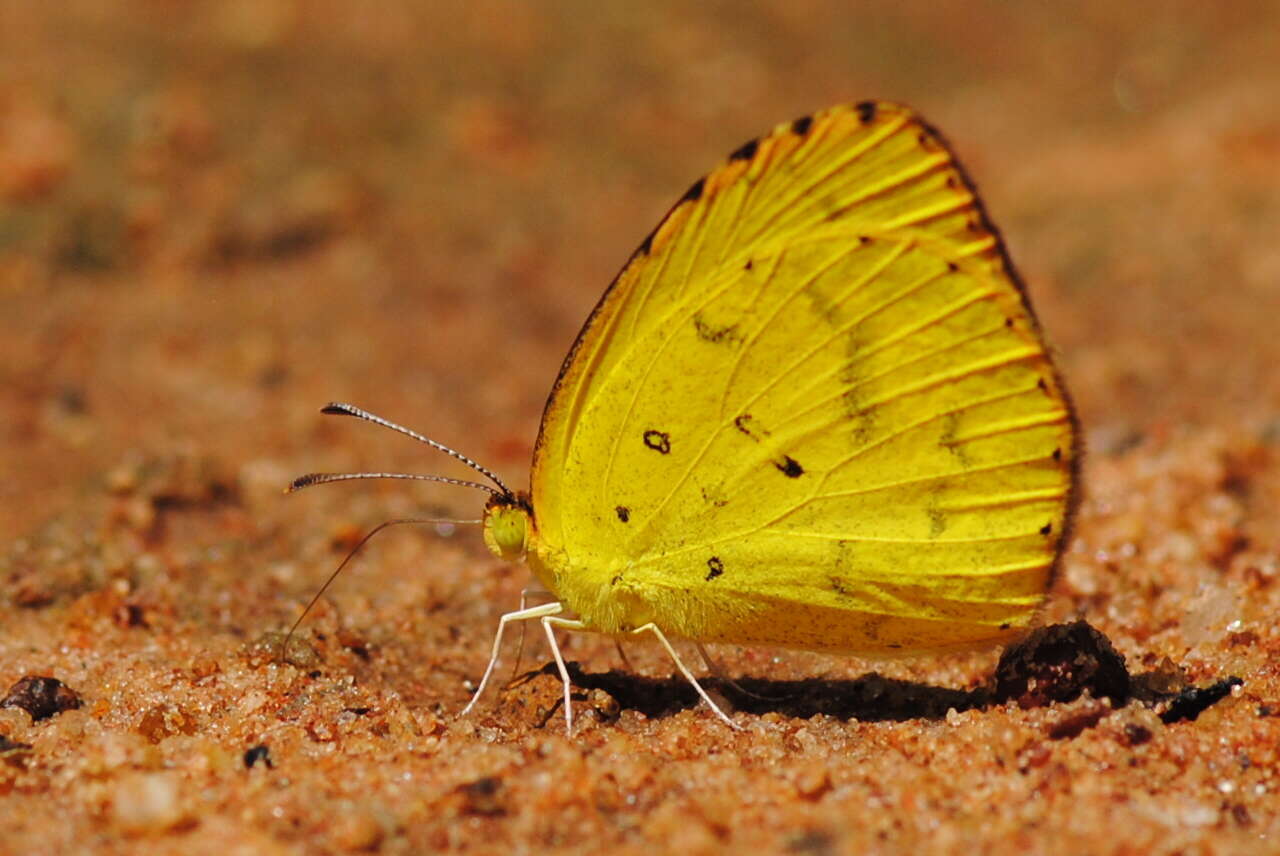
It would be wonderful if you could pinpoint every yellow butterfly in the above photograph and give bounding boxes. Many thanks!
[293,101,1080,732]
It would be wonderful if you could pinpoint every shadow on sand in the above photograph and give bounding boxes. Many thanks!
[521,621,1240,727]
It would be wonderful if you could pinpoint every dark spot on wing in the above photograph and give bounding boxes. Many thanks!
[730,138,759,162]
[947,261,957,273]
[791,114,813,136]
[700,485,729,508]
[1052,447,1062,462]
[928,507,946,538]
[1038,378,1049,392]
[775,456,804,478]
[681,177,705,203]
[855,101,877,123]
[734,413,769,441]
[1040,522,1053,536]
[615,506,630,523]
[999,622,1011,630]
[643,430,671,454]
[693,313,742,345]
[861,615,889,643]
[940,410,970,465]
[841,387,877,446]
[611,574,622,586]
[833,539,857,572]
[1005,317,1015,328]
[744,258,753,271]
[705,557,724,581]
[829,576,855,599]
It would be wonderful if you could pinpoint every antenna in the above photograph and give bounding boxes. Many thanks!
[316,402,511,496]
[278,516,480,663]
[288,471,500,497]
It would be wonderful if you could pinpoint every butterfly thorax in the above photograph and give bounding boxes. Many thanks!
[483,494,655,633]
[533,543,663,635]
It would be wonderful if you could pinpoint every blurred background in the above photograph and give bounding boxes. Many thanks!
[4,7,1280,851]
[3,0,1278,544]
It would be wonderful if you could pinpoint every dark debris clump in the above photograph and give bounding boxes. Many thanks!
[0,734,33,752]
[1155,677,1244,724]
[243,744,274,769]
[1,676,83,722]
[993,621,1131,707]
[987,621,1243,724]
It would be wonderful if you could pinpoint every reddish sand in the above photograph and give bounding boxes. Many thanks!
[3,3,1279,854]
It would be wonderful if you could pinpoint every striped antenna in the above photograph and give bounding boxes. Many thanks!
[313,402,511,496]
[288,471,501,496]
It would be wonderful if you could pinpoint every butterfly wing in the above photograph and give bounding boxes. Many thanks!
[530,102,1079,653]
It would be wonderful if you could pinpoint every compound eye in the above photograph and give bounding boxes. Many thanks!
[483,502,529,561]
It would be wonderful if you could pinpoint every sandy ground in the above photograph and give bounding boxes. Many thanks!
[3,2,1280,854]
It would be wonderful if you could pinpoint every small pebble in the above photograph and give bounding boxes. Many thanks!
[111,772,189,834]
[792,763,832,799]
[244,744,273,769]
[136,704,197,743]
[1,676,83,721]
[330,810,385,851]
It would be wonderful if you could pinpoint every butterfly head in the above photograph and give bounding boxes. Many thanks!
[482,491,534,561]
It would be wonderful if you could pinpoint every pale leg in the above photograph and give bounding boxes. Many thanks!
[637,624,740,730]
[468,610,741,733]
[542,616,588,733]
[539,619,741,731]
[509,586,556,683]
[614,640,633,672]
[696,641,777,701]
[461,601,564,717]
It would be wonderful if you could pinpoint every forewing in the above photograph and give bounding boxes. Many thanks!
[532,102,1078,650]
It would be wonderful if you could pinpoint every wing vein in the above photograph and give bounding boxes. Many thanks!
[739,113,911,245]
[802,450,1060,504]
